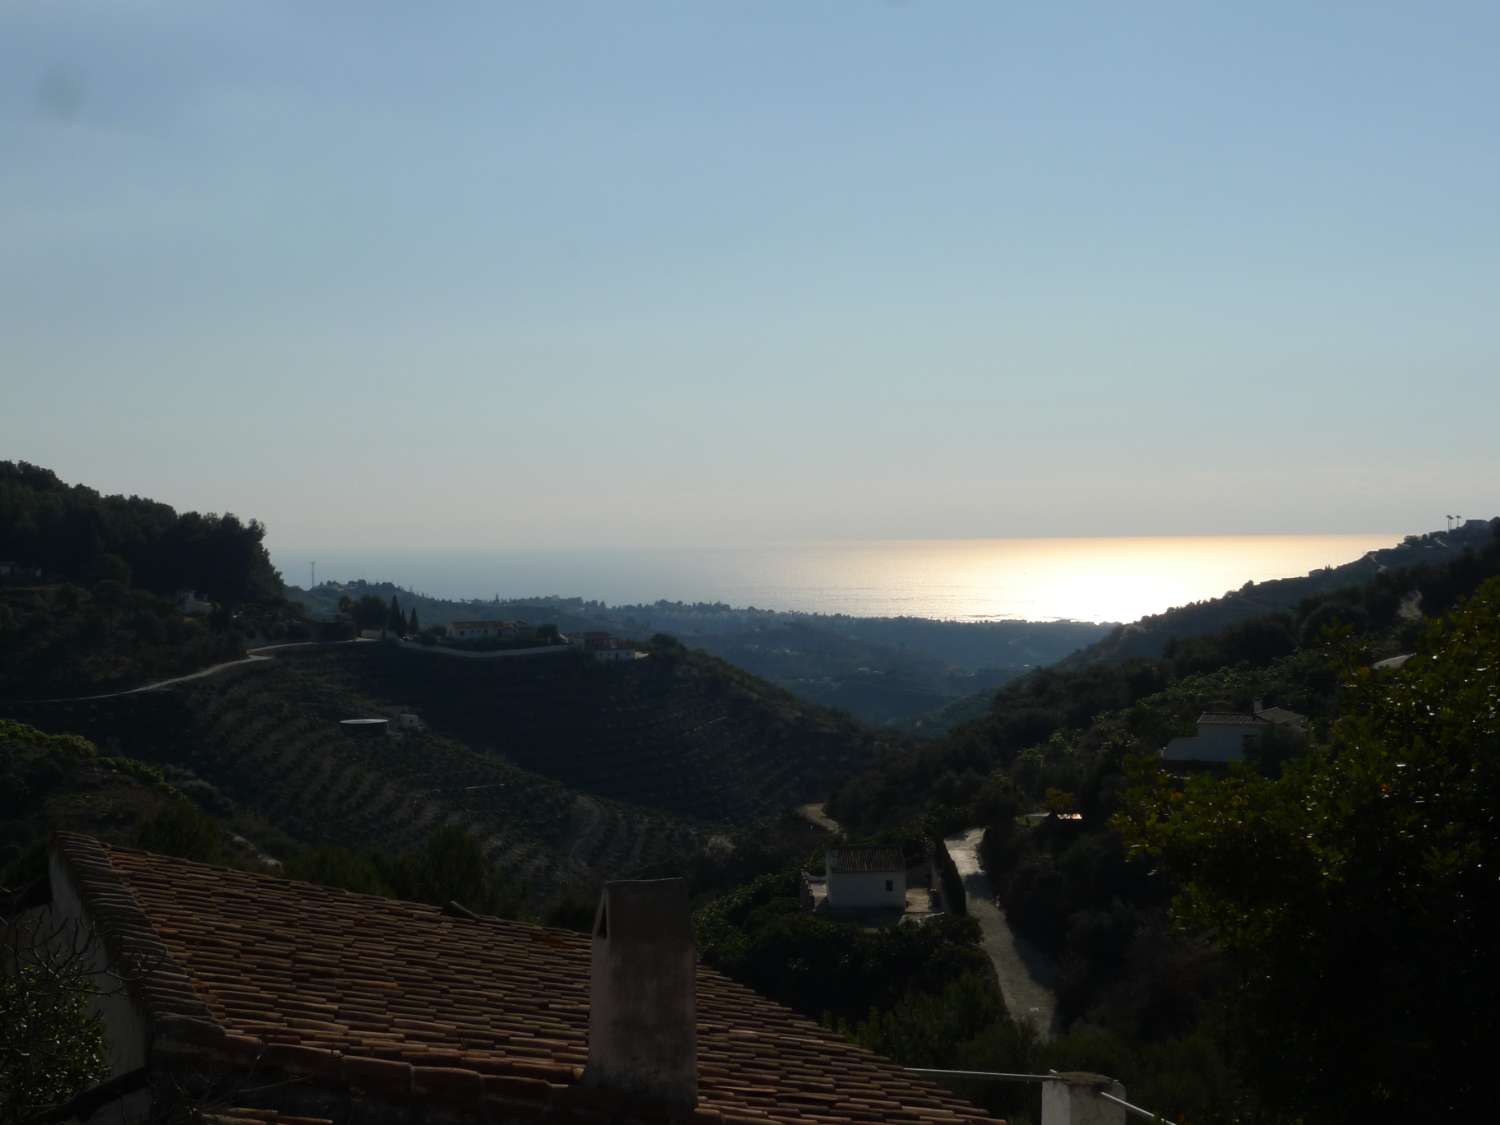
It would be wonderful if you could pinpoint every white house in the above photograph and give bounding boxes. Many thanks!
[1162,700,1306,764]
[824,846,906,910]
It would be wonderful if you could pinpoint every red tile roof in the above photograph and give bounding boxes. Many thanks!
[55,834,998,1125]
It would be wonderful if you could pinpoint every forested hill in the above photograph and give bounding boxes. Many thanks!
[5,638,899,895]
[0,462,302,698]
[1063,520,1498,667]
[0,461,283,603]
[829,519,1500,833]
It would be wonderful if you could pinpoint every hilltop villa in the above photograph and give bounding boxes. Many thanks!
[1161,699,1307,764]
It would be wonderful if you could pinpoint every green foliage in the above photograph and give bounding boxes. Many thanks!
[696,870,990,1025]
[385,824,524,917]
[1119,576,1500,1122]
[283,845,392,897]
[0,947,107,1125]
[283,827,525,919]
[351,594,388,632]
[0,461,283,605]
[134,799,226,864]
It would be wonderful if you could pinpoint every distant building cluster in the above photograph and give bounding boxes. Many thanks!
[569,630,645,662]
[448,619,527,641]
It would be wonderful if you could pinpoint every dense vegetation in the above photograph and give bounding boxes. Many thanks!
[1121,576,1500,1123]
[810,522,1500,1122]
[0,462,282,605]
[0,719,185,884]
[4,651,706,900]
[0,463,303,697]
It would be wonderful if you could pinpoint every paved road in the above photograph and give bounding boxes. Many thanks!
[17,639,373,704]
[944,826,1059,1038]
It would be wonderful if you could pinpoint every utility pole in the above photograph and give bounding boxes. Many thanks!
[310,561,316,588]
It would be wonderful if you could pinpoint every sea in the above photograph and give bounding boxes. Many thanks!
[275,534,1400,625]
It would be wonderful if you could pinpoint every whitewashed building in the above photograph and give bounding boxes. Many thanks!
[1161,700,1307,764]
[824,846,906,910]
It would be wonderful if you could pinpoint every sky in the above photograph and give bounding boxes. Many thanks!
[3,1,1498,556]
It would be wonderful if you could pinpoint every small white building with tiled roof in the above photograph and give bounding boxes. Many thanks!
[1161,700,1307,764]
[824,846,906,910]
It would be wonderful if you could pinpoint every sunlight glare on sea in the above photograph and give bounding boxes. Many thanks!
[279,534,1401,625]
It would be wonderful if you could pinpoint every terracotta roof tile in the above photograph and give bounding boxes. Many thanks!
[54,834,997,1125]
[824,847,905,875]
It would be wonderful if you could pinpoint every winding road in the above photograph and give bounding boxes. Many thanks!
[944,826,1060,1038]
[16,639,374,704]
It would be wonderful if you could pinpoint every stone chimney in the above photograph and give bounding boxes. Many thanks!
[583,879,697,1109]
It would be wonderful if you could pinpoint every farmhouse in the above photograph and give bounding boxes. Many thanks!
[1161,699,1307,764]
[32,834,998,1125]
[824,845,907,910]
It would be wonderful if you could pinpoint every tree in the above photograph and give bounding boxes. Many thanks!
[351,594,387,633]
[407,607,419,634]
[387,595,404,636]
[1,908,108,1125]
[134,799,225,865]
[1119,577,1500,1122]
[385,826,522,918]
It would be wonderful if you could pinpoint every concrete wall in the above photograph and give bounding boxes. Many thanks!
[826,869,906,909]
[1162,724,1259,763]
[48,853,150,1078]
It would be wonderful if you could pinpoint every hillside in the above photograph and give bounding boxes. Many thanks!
[1062,521,1497,667]
[3,639,897,896]
[900,521,1500,739]
[335,641,898,823]
[0,462,306,697]
[0,719,182,881]
[830,519,1500,834]
[289,582,1109,727]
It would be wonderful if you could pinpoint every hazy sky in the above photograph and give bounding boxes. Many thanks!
[4,1,1497,553]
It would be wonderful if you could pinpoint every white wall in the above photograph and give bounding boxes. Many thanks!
[47,854,150,1078]
[826,869,906,909]
[1162,724,1259,763]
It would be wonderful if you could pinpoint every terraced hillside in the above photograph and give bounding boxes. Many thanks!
[4,655,703,898]
[338,642,898,823]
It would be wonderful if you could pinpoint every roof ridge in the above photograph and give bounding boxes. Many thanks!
[50,832,220,1036]
[55,834,1002,1124]
[57,833,591,937]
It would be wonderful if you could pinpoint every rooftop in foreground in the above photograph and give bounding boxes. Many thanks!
[46,833,999,1125]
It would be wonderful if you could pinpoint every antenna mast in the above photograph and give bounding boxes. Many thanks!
[310,560,316,588]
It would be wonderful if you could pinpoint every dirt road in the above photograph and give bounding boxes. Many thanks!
[796,802,843,834]
[944,826,1059,1037]
[18,639,372,703]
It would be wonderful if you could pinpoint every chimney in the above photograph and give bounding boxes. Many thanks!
[583,879,697,1109]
